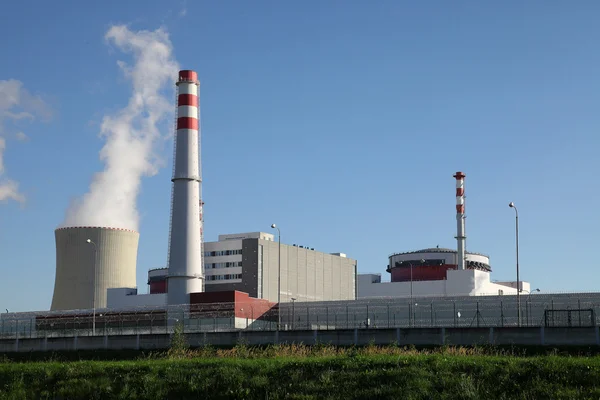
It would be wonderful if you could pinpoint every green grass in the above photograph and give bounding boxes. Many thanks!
[2,345,600,399]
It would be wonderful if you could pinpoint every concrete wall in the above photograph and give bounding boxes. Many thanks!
[2,326,599,352]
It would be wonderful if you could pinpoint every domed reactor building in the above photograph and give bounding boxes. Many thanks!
[387,247,491,283]
[358,172,530,299]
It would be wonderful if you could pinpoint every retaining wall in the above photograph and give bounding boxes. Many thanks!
[1,326,599,353]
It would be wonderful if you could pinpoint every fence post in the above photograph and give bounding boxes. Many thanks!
[354,328,358,345]
[441,327,445,345]
[453,302,456,327]
[387,305,390,329]
[136,333,140,350]
[489,327,494,345]
[540,326,545,345]
[73,334,78,351]
[397,327,401,344]
[307,306,309,330]
[182,309,186,333]
[430,302,433,327]
[346,305,349,330]
[501,301,504,327]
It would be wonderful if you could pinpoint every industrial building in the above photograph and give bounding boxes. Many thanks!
[50,226,139,311]
[357,172,529,299]
[109,231,357,309]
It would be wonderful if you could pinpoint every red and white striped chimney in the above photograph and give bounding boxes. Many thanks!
[453,171,466,270]
[167,70,204,305]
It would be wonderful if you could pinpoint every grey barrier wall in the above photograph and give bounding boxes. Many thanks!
[1,327,600,353]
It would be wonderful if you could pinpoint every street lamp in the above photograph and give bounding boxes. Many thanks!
[270,224,281,331]
[86,238,97,336]
[509,202,521,327]
[401,259,425,300]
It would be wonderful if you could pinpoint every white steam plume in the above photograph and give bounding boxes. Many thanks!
[62,25,179,231]
[0,137,24,203]
[0,79,52,204]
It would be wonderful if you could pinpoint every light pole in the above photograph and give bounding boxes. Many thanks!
[86,238,97,336]
[270,224,281,331]
[509,202,521,327]
[402,259,425,300]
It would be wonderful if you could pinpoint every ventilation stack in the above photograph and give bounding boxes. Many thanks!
[453,171,466,270]
[166,70,204,305]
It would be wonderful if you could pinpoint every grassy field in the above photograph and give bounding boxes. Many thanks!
[2,344,600,399]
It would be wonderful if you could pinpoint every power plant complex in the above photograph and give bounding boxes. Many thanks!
[3,67,549,347]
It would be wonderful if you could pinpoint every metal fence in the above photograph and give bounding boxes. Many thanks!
[2,292,600,339]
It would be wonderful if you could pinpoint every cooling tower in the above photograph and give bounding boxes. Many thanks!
[50,226,139,311]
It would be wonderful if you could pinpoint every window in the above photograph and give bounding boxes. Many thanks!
[206,273,242,281]
[204,249,242,257]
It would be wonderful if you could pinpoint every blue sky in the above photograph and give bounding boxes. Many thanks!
[1,1,599,312]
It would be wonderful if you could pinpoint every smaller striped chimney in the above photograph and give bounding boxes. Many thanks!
[453,172,466,270]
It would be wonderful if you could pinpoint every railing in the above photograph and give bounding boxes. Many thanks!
[3,293,600,339]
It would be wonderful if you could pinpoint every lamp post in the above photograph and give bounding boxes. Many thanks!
[270,224,281,331]
[509,202,521,327]
[402,259,425,301]
[86,238,97,336]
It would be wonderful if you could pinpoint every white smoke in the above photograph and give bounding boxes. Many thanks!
[62,25,179,231]
[0,136,24,203]
[0,79,52,204]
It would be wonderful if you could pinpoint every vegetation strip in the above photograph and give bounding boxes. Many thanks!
[2,344,600,399]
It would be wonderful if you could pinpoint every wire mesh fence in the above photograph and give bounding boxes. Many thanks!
[2,292,600,339]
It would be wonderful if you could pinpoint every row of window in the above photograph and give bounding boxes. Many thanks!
[205,262,242,269]
[204,249,243,257]
[206,274,242,281]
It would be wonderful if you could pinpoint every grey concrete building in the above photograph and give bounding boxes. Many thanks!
[203,232,357,302]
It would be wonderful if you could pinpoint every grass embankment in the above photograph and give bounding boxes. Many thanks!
[2,344,600,399]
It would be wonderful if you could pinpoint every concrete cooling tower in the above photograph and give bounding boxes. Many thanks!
[50,227,139,311]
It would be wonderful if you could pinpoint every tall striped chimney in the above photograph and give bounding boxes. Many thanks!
[453,171,466,270]
[167,70,204,305]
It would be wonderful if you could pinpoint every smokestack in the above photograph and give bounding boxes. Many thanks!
[166,70,204,305]
[453,171,466,270]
